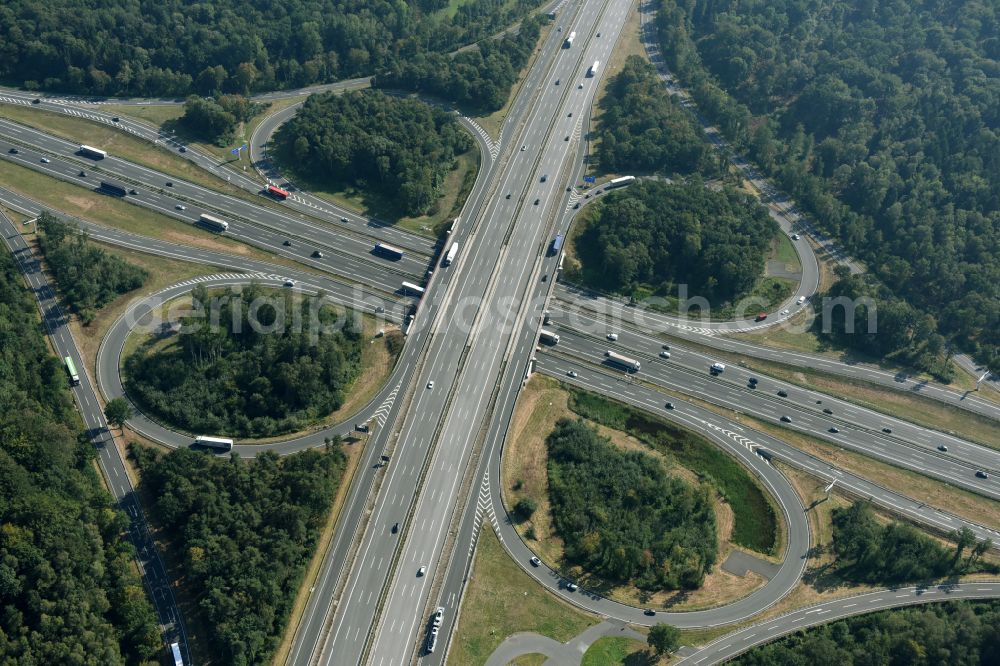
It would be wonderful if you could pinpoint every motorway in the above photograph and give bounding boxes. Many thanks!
[0,209,191,665]
[0,121,433,293]
[542,317,1000,497]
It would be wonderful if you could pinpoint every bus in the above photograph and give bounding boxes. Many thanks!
[607,175,636,189]
[64,356,80,385]
[539,329,560,345]
[442,242,459,267]
[587,61,600,77]
[194,436,233,451]
[605,350,640,372]
[549,234,564,256]
[79,144,107,160]
[374,242,405,260]
[266,184,289,200]
[169,642,184,666]
[401,281,426,297]
[197,213,229,232]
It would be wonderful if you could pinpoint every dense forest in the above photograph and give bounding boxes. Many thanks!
[735,601,1000,665]
[831,502,995,584]
[567,390,778,554]
[657,0,1000,372]
[0,250,160,664]
[375,14,543,112]
[573,180,777,304]
[124,283,366,438]
[546,418,717,590]
[38,213,149,324]
[129,445,347,665]
[597,55,714,176]
[276,90,473,215]
[0,0,542,98]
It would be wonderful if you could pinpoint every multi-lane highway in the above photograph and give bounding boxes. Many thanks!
[2,0,998,661]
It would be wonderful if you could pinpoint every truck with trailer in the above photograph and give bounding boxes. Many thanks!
[563,31,576,48]
[79,144,107,160]
[401,281,426,297]
[197,213,229,232]
[549,233,564,256]
[606,175,635,189]
[99,180,128,197]
[374,242,405,260]
[539,329,560,345]
[587,61,600,77]
[64,356,80,385]
[442,241,459,266]
[605,350,640,372]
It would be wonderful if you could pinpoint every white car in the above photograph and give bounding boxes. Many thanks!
[175,204,186,210]
[529,556,541,567]
[40,157,50,163]
[521,145,526,151]
[432,607,444,627]
[417,566,427,577]
[566,582,578,592]
[780,309,790,315]
[567,370,578,378]
[606,333,619,341]
[791,233,800,240]
[659,351,670,359]
[796,296,807,304]
[427,381,434,389]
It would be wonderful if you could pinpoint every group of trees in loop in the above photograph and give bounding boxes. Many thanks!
[546,418,718,591]
[124,283,367,438]
[37,212,149,324]
[130,444,347,665]
[735,601,1000,665]
[597,55,714,176]
[573,179,777,304]
[375,15,543,112]
[657,0,1000,374]
[831,502,996,585]
[179,94,265,144]
[0,0,541,98]
[0,250,160,664]
[276,90,474,215]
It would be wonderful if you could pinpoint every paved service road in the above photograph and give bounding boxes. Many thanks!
[0,209,191,663]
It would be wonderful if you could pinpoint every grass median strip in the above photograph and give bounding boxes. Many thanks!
[448,529,597,666]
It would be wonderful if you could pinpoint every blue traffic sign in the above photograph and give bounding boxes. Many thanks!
[583,175,596,183]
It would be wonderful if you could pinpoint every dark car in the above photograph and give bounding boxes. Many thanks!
[32,98,41,104]
[534,198,540,205]
[283,240,292,246]
[882,427,892,434]
[312,250,323,258]
[7,148,18,154]
[78,170,87,177]
[665,402,674,410]
[179,146,187,153]
[937,444,948,452]
[112,116,120,122]
[777,390,788,397]
[975,470,989,479]
[644,609,656,617]
[780,415,792,423]
[165,181,173,187]
[829,427,840,433]
[823,408,833,415]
